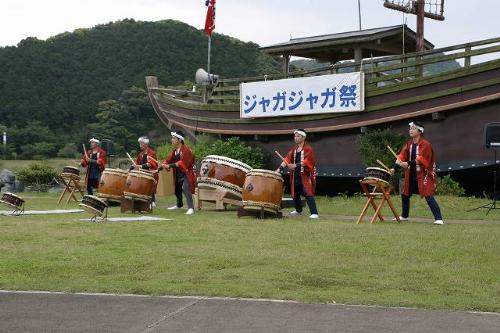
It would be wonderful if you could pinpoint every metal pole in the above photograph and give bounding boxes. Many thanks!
[358,0,362,30]
[2,131,6,160]
[207,36,212,83]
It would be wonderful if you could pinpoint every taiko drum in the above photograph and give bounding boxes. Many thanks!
[242,169,283,214]
[97,168,128,201]
[0,192,25,209]
[79,195,108,216]
[197,155,252,199]
[123,169,155,202]
[364,167,392,186]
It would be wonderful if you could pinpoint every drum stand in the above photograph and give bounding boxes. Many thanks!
[57,175,84,204]
[90,206,108,223]
[120,196,152,213]
[1,202,25,216]
[237,206,283,219]
[356,179,400,224]
[195,187,242,211]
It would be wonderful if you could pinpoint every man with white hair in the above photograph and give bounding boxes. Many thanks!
[131,136,158,206]
[80,137,107,195]
[277,129,319,219]
[158,131,196,215]
[390,121,444,225]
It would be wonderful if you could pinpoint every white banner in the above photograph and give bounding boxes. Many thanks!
[240,72,364,118]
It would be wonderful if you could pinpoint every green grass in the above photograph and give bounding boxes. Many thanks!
[0,193,499,312]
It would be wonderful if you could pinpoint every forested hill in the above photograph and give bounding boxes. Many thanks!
[0,19,280,159]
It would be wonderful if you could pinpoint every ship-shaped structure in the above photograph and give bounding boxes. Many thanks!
[146,24,500,194]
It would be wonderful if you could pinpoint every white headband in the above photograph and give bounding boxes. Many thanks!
[89,137,100,144]
[409,122,424,133]
[294,130,306,138]
[171,132,184,141]
[138,137,149,145]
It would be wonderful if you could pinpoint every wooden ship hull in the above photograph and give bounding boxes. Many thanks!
[146,36,500,195]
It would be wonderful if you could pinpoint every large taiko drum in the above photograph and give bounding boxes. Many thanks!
[61,166,80,179]
[242,169,284,214]
[97,168,128,201]
[79,195,108,216]
[364,167,392,186]
[123,169,155,202]
[197,155,252,199]
[0,192,25,209]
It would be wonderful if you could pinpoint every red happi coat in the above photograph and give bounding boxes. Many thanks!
[163,144,196,194]
[136,147,159,192]
[398,137,437,197]
[284,143,317,196]
[80,147,107,188]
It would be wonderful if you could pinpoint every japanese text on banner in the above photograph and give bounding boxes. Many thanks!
[240,72,364,118]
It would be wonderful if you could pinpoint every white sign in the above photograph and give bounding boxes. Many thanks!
[2,132,6,145]
[240,72,364,118]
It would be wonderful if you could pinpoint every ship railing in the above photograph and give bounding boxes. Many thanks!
[209,36,500,104]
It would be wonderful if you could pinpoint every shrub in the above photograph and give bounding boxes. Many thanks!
[155,134,266,169]
[357,128,406,168]
[16,163,58,191]
[57,143,79,158]
[357,128,406,190]
[436,174,465,196]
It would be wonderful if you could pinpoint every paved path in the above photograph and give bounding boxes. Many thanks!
[1,291,498,332]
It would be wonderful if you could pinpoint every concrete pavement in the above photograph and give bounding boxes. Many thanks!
[1,291,499,332]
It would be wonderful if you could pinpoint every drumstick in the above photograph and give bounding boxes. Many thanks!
[386,145,399,159]
[126,152,136,165]
[146,155,159,164]
[376,159,391,172]
[274,150,287,164]
[82,144,88,159]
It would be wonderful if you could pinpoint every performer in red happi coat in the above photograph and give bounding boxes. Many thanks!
[277,129,319,219]
[80,137,107,195]
[130,136,159,206]
[390,121,444,225]
[158,131,196,215]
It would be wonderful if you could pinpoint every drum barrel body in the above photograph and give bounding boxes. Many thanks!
[197,155,251,199]
[98,168,128,201]
[364,167,392,186]
[0,192,25,208]
[61,166,80,178]
[79,195,107,216]
[242,170,283,213]
[123,170,155,201]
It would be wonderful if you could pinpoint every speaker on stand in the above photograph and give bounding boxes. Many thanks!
[469,122,500,213]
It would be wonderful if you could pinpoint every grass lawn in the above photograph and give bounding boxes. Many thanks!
[0,193,499,312]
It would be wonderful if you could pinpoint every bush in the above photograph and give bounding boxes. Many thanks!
[357,128,406,168]
[156,135,266,169]
[357,128,406,190]
[436,174,465,196]
[57,143,79,158]
[16,163,58,191]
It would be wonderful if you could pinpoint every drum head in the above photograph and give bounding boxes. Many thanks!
[202,155,252,172]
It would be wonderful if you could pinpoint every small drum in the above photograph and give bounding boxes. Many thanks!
[79,195,108,216]
[123,169,155,202]
[364,167,392,186]
[197,155,252,199]
[0,192,25,209]
[242,169,284,214]
[61,166,80,179]
[97,168,128,201]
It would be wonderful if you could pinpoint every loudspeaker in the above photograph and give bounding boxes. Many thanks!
[484,122,500,148]
[195,68,218,86]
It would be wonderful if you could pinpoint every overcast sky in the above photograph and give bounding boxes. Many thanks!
[0,0,498,49]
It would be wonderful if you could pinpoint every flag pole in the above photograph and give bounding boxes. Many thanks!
[207,36,211,83]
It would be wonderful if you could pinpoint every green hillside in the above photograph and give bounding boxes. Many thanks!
[0,19,280,159]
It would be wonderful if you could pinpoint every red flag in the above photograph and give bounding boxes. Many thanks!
[204,0,216,36]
